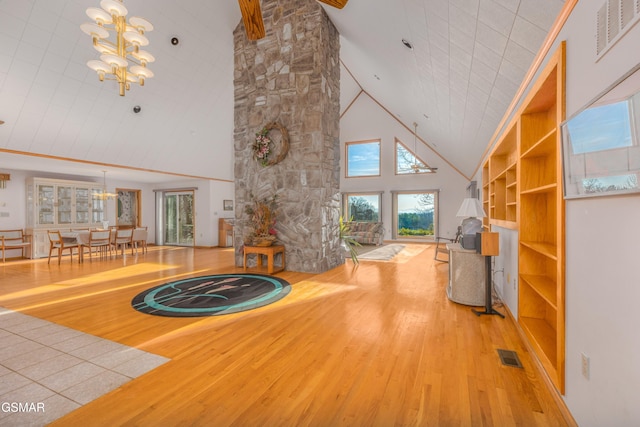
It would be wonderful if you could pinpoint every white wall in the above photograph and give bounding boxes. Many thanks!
[491,226,519,316]
[0,170,28,231]
[340,94,470,241]
[555,1,640,424]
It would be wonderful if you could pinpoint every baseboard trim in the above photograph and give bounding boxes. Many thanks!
[501,303,578,427]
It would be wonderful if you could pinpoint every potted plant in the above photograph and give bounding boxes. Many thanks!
[244,193,278,246]
[339,215,360,265]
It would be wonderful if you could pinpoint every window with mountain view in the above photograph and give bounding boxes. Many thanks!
[393,191,438,240]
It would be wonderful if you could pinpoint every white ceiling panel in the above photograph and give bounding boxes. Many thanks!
[479,0,516,37]
[511,15,549,52]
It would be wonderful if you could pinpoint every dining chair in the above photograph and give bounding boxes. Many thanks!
[87,229,112,261]
[433,226,462,263]
[47,230,78,265]
[132,226,148,254]
[114,228,134,256]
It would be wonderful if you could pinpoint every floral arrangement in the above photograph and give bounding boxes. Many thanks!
[244,193,278,246]
[251,122,290,167]
[252,127,272,166]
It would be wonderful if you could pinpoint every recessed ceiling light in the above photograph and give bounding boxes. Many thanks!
[402,38,413,50]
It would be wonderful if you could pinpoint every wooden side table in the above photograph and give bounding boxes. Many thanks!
[243,244,285,274]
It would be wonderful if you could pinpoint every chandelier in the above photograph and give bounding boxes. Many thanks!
[94,171,118,200]
[80,0,154,96]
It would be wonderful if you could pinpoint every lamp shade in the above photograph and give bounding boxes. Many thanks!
[134,50,155,64]
[86,7,112,24]
[129,16,154,32]
[87,60,111,73]
[456,197,486,218]
[100,53,128,68]
[101,0,128,17]
[130,65,153,79]
[123,31,149,46]
[81,22,109,39]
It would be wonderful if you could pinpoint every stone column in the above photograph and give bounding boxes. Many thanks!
[233,0,342,273]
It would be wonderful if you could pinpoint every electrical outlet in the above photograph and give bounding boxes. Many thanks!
[513,277,517,289]
[581,353,590,379]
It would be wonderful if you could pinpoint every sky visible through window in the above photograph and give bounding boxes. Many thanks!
[566,100,632,154]
[398,193,432,213]
[347,141,380,176]
[396,143,428,174]
[564,96,639,195]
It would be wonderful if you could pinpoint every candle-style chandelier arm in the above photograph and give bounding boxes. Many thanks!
[80,0,154,96]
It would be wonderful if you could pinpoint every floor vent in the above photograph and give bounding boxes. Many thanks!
[497,349,523,368]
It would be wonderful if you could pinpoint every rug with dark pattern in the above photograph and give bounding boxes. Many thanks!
[131,274,291,317]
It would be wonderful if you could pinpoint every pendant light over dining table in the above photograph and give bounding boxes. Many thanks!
[81,0,154,96]
[95,171,118,200]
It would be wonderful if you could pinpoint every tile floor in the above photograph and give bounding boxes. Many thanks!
[0,307,169,426]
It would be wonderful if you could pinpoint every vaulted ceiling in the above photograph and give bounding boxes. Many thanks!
[0,0,565,183]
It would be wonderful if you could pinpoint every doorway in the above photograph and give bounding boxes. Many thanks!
[164,191,194,246]
[116,189,141,228]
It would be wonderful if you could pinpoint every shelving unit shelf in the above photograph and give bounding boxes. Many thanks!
[481,42,566,393]
[484,121,518,229]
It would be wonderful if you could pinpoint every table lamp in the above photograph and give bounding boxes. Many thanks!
[456,197,486,249]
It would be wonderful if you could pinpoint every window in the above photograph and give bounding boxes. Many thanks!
[346,140,381,177]
[392,190,438,240]
[562,90,640,198]
[395,138,431,174]
[343,193,381,222]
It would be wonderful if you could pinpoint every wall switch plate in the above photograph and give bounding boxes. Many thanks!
[581,353,590,379]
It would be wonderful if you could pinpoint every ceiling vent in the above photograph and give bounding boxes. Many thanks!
[596,0,640,59]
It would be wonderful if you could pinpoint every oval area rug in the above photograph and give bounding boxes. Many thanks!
[131,274,291,317]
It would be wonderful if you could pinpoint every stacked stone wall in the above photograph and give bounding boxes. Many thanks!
[233,0,341,273]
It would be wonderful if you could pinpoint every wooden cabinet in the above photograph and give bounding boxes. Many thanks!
[26,177,106,258]
[481,43,566,393]
[218,218,234,247]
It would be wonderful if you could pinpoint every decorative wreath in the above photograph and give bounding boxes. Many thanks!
[252,122,289,166]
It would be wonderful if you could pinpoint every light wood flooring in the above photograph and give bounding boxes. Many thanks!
[0,245,570,426]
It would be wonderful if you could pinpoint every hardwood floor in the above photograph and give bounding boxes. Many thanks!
[0,245,570,426]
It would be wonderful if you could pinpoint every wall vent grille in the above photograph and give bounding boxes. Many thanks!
[597,0,640,59]
[622,0,635,28]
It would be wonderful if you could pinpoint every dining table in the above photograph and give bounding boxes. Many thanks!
[60,228,148,263]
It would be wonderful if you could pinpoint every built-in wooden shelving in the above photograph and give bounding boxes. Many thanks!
[481,42,566,393]
[484,122,518,229]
